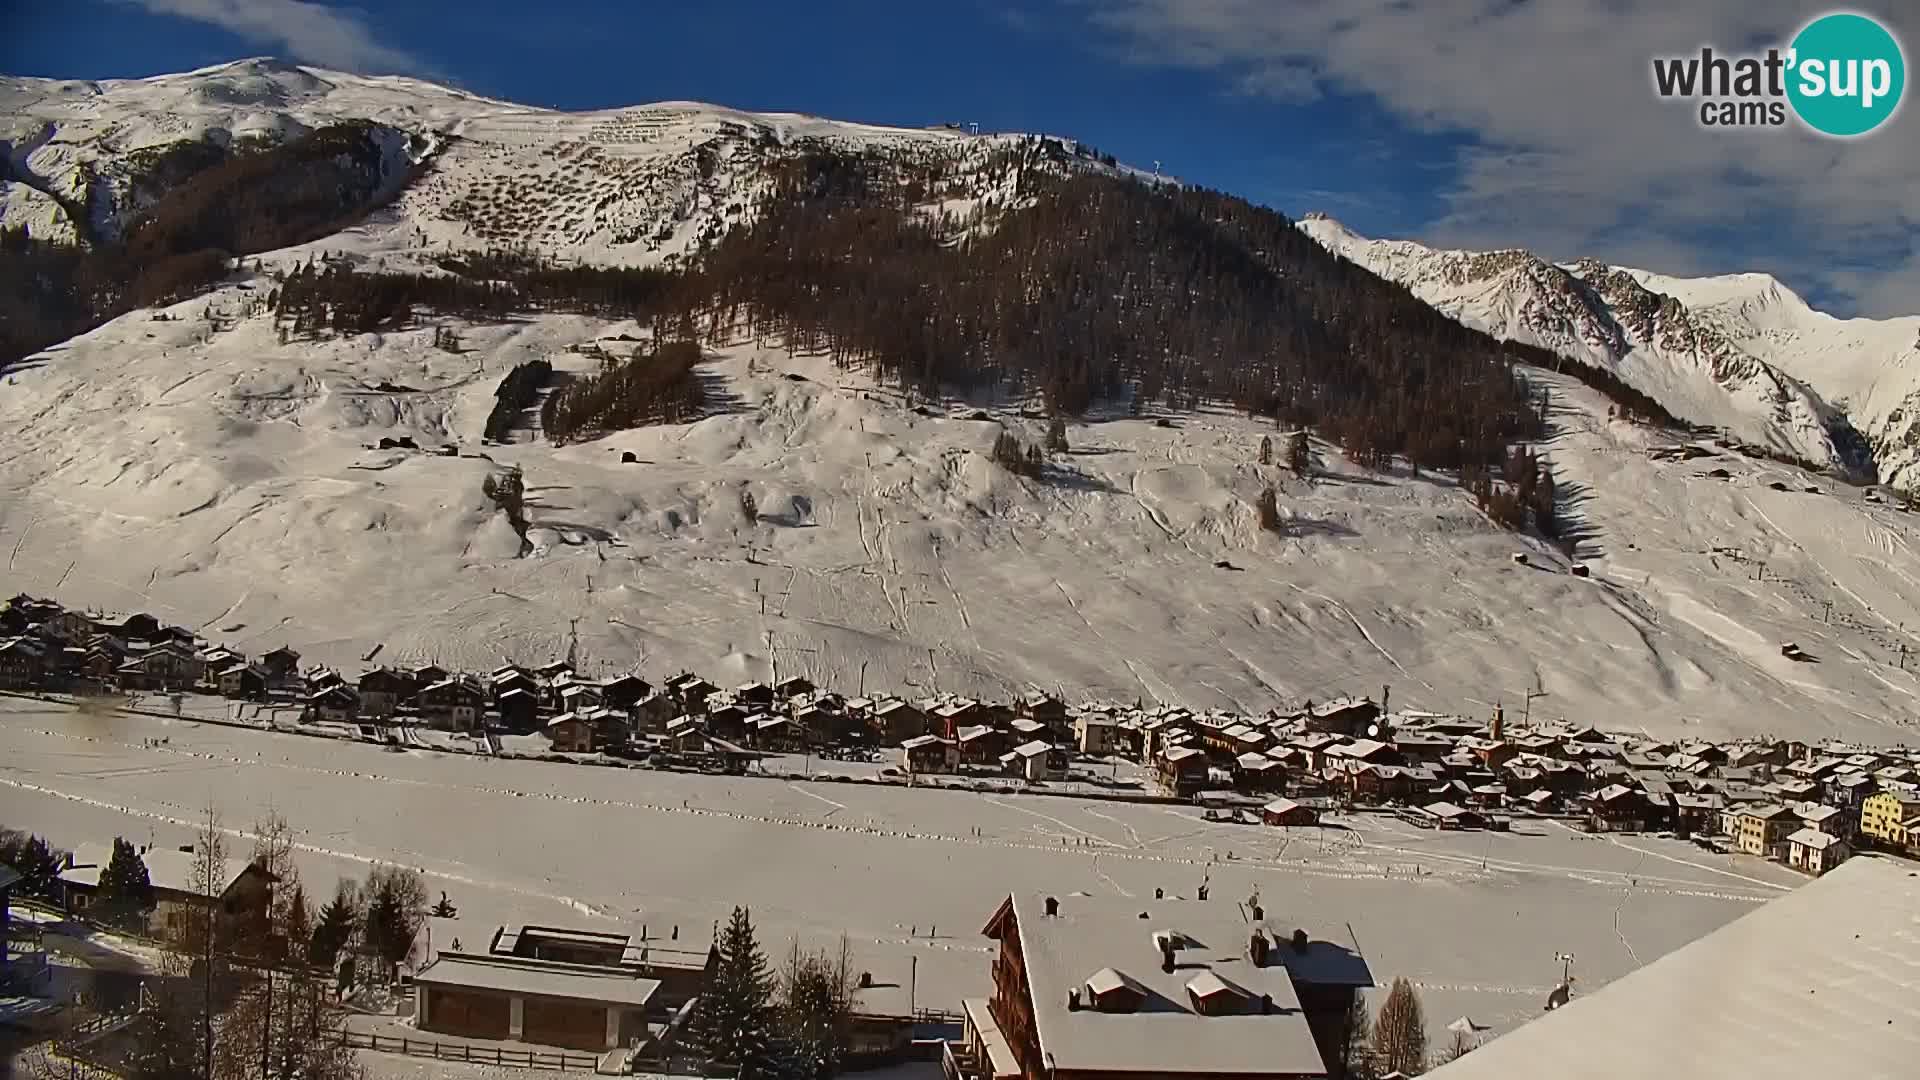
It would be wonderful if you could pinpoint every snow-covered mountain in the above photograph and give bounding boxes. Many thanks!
[0,57,1135,264]
[1299,214,1920,489]
[7,60,1920,746]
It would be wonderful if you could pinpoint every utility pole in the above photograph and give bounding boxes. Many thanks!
[1523,685,1546,729]
[566,617,581,670]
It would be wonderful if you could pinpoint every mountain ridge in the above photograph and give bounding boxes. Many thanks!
[1297,213,1920,489]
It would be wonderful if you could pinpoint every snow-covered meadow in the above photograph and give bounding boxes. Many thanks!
[0,697,1802,1043]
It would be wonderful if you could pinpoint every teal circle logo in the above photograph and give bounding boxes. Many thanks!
[1787,13,1905,136]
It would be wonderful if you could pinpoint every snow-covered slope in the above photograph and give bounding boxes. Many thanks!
[6,279,1920,745]
[1298,215,1920,487]
[0,57,1113,262]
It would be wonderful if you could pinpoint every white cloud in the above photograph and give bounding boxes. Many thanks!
[126,0,423,74]
[1071,1,1920,316]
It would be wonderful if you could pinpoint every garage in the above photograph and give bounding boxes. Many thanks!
[425,987,511,1040]
[523,996,607,1051]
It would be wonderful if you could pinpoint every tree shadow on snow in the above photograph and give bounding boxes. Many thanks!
[1554,479,1603,559]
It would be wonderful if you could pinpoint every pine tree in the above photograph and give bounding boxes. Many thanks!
[1341,993,1375,1080]
[0,831,63,899]
[697,906,778,1079]
[364,865,428,979]
[1371,977,1427,1077]
[309,887,358,969]
[779,937,857,1080]
[1046,416,1069,454]
[95,836,154,931]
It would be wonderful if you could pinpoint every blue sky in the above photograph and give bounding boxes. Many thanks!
[9,1,1917,317]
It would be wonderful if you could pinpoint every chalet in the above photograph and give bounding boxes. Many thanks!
[534,661,574,683]
[774,675,815,700]
[1018,691,1070,731]
[545,712,596,754]
[630,692,675,735]
[1339,764,1413,804]
[1158,746,1208,795]
[794,701,848,745]
[1829,772,1876,811]
[116,641,203,691]
[1785,828,1850,876]
[932,700,981,739]
[958,725,1005,766]
[902,734,960,775]
[0,637,47,689]
[304,665,345,693]
[412,663,450,688]
[750,716,801,753]
[45,609,101,643]
[705,704,749,742]
[418,678,485,731]
[308,684,360,723]
[600,674,652,711]
[1011,740,1067,783]
[965,892,1372,1080]
[1234,753,1286,794]
[1469,782,1509,810]
[60,842,276,941]
[871,699,928,742]
[105,613,162,641]
[215,663,268,700]
[1793,802,1848,837]
[260,646,302,680]
[1520,789,1558,813]
[555,680,604,715]
[1261,798,1319,827]
[1326,739,1396,766]
[1587,784,1649,831]
[734,682,774,709]
[495,687,540,733]
[667,674,717,710]
[1421,802,1485,830]
[1076,713,1126,757]
[664,716,706,752]
[1390,732,1455,761]
[1672,792,1725,834]
[1303,696,1381,736]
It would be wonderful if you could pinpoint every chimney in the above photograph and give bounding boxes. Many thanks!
[1197,883,1210,902]
[1250,903,1264,923]
[672,925,679,940]
[1154,887,1164,900]
[1291,929,1310,955]
[1067,988,1082,1012]
[1045,896,1060,917]
[1249,930,1270,968]
[1261,993,1274,1015]
[1160,938,1176,973]
[1491,704,1505,743]
[860,971,873,989]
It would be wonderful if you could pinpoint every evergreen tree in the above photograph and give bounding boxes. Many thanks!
[1046,416,1069,454]
[309,887,358,969]
[696,906,778,1079]
[0,830,63,899]
[363,865,428,978]
[1341,993,1375,1080]
[779,938,857,1080]
[95,837,154,931]
[1371,977,1427,1077]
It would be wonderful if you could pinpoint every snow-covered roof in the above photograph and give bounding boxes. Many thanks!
[1426,857,1920,1079]
[415,952,660,1007]
[991,893,1356,1077]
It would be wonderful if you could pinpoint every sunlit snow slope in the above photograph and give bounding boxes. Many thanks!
[4,286,1920,744]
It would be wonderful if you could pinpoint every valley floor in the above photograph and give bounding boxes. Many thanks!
[0,696,1803,1045]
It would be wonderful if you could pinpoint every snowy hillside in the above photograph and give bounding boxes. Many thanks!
[5,60,1920,746]
[7,279,1920,745]
[0,57,1122,262]
[1298,215,1920,488]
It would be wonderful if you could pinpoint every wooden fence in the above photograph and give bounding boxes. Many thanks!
[341,1030,600,1072]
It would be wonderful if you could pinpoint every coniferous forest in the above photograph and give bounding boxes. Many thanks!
[263,141,1682,480]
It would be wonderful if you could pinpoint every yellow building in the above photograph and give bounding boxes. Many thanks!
[1859,791,1920,848]
[1733,804,1798,858]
